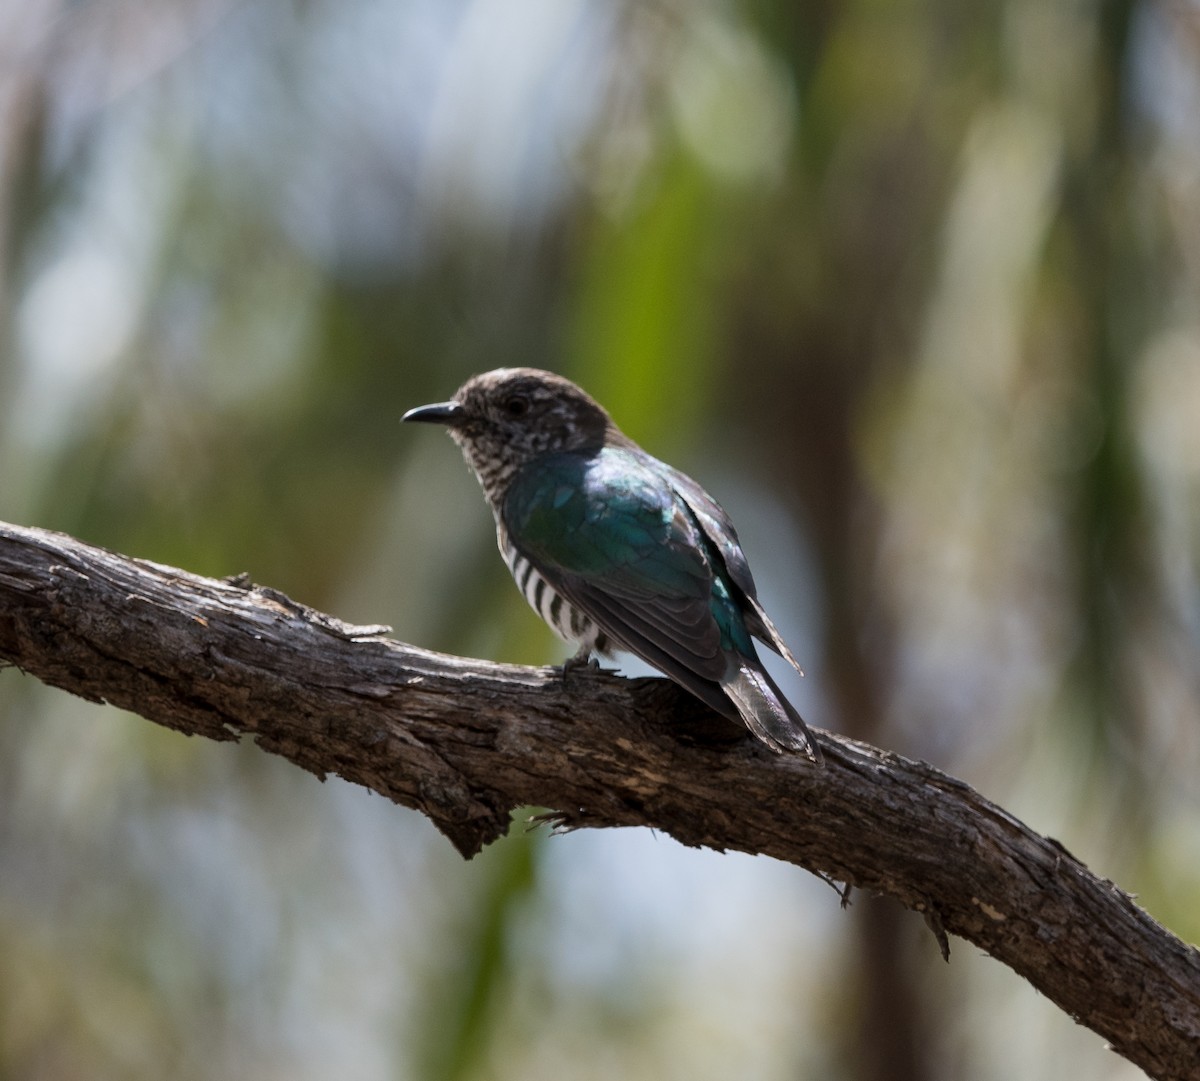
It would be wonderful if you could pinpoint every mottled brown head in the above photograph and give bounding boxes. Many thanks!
[402,368,620,499]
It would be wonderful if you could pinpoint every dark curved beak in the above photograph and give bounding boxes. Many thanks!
[402,400,465,426]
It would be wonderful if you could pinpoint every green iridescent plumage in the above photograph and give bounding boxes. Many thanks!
[505,446,757,661]
[403,368,822,762]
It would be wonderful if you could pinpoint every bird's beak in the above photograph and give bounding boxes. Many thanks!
[401,400,465,426]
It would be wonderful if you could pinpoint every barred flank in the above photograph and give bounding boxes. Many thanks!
[501,541,608,654]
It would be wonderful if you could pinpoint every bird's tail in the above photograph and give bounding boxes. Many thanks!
[723,663,823,764]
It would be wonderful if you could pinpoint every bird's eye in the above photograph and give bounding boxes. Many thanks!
[502,394,529,418]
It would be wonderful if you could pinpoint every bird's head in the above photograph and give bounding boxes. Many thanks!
[403,368,618,493]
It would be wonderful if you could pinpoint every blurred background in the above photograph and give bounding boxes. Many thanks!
[1,0,1198,1078]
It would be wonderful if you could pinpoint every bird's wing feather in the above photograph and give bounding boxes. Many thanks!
[502,448,734,689]
[660,460,805,677]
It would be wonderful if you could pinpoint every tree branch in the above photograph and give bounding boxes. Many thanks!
[0,521,1197,1078]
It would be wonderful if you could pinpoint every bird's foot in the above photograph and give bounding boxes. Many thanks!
[556,647,615,685]
[564,644,596,669]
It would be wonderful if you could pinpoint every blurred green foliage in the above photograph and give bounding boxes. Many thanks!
[1,2,1197,1079]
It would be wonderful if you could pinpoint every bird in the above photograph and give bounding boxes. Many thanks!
[402,368,822,763]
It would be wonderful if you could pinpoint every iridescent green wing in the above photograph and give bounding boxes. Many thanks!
[502,447,751,703]
[657,457,805,675]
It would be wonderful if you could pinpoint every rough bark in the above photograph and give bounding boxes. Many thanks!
[0,521,1197,1079]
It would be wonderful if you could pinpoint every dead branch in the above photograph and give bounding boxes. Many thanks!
[0,521,1197,1079]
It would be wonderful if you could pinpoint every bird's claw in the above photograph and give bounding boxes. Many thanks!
[564,646,596,671]
[556,649,616,686]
